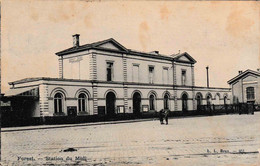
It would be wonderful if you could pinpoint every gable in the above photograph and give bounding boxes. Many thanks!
[178,55,190,62]
[242,74,258,82]
[98,42,122,51]
[174,53,196,64]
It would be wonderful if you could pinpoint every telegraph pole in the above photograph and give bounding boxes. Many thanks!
[206,66,209,88]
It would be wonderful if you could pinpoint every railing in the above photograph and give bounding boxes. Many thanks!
[197,103,258,115]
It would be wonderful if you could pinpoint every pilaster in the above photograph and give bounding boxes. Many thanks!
[39,84,49,117]
[92,83,98,114]
[123,54,127,82]
[90,53,97,80]
[58,56,63,79]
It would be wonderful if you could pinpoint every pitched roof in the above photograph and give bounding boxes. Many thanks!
[171,52,197,64]
[227,69,260,84]
[56,37,196,63]
[56,38,128,56]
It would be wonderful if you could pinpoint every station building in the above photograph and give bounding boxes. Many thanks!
[5,34,231,118]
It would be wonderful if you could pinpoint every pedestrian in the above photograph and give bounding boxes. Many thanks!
[159,109,165,124]
[164,109,169,125]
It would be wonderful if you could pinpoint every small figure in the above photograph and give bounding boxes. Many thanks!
[164,109,169,125]
[159,109,165,124]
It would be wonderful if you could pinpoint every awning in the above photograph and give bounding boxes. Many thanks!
[4,86,38,97]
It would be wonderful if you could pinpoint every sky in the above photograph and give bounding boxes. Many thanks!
[1,0,259,93]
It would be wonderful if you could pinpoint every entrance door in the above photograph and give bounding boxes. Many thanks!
[133,92,141,115]
[106,92,116,116]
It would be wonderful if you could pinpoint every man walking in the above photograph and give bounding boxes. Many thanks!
[164,109,169,125]
[159,109,165,124]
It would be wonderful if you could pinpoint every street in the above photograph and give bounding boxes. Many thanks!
[2,113,260,165]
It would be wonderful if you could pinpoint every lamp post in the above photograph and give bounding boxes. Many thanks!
[206,66,209,88]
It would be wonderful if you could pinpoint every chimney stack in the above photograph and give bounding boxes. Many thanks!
[238,70,243,74]
[73,34,80,47]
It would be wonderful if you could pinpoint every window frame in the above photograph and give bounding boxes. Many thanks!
[106,61,114,81]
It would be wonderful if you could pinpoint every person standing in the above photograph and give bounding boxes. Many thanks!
[164,109,169,125]
[159,109,165,124]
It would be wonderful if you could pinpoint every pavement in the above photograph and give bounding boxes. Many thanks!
[1,113,260,165]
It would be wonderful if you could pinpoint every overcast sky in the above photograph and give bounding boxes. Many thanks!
[2,1,259,92]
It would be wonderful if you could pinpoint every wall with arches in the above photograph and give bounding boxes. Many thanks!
[47,82,93,116]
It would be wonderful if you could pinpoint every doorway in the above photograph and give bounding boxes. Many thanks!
[106,92,116,116]
[133,92,141,115]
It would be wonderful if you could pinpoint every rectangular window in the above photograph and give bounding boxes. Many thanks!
[107,62,114,81]
[132,64,139,82]
[149,66,154,83]
[163,67,169,84]
[181,70,186,85]
[246,87,255,101]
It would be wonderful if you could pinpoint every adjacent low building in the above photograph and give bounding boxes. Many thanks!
[4,35,231,118]
[228,69,260,104]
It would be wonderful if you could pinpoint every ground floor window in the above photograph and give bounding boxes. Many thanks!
[164,94,169,109]
[196,93,202,109]
[78,93,87,112]
[246,87,255,101]
[182,93,188,111]
[54,93,63,113]
[149,94,156,110]
[206,94,212,106]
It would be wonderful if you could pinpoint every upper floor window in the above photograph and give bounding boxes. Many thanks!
[149,66,154,84]
[132,64,139,82]
[107,62,114,81]
[181,70,186,86]
[246,87,255,101]
[163,67,169,84]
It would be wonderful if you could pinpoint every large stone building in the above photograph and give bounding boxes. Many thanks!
[5,35,231,117]
[228,69,260,104]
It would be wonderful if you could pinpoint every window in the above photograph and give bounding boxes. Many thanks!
[149,66,154,83]
[107,62,114,81]
[164,94,169,109]
[207,95,212,106]
[132,64,139,82]
[78,93,87,112]
[246,87,255,101]
[149,94,156,110]
[181,70,186,85]
[163,67,169,84]
[54,93,63,113]
[182,93,188,111]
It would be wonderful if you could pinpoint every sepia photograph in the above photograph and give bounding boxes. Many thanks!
[1,0,259,165]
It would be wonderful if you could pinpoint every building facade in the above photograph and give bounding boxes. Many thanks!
[228,69,260,104]
[5,35,231,117]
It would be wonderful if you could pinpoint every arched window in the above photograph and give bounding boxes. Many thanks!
[206,94,212,106]
[149,94,156,110]
[182,93,188,111]
[224,96,227,105]
[246,87,255,101]
[196,93,202,109]
[164,94,169,109]
[78,93,87,112]
[54,93,63,113]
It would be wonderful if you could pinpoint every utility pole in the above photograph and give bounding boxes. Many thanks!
[206,66,209,88]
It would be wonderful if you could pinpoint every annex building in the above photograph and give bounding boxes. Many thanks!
[228,69,260,105]
[5,34,231,118]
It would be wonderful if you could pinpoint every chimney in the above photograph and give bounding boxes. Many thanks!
[73,34,80,47]
[238,70,243,74]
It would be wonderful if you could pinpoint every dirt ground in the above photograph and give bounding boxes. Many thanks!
[1,113,260,166]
